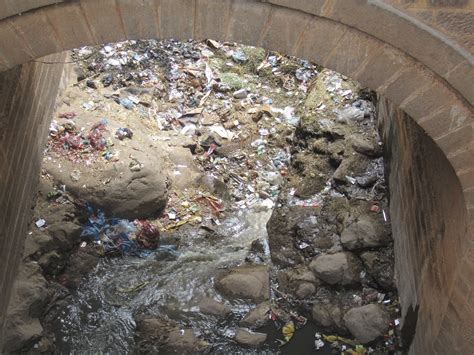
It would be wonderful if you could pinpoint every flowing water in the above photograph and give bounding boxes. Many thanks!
[52,209,280,353]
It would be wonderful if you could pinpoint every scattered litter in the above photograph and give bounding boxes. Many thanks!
[59,112,77,119]
[118,281,150,293]
[277,320,295,346]
[115,127,133,140]
[233,89,248,99]
[82,101,94,110]
[70,170,81,182]
[346,175,357,185]
[232,50,248,63]
[119,97,135,109]
[314,333,325,350]
[35,219,46,229]
[80,207,162,257]
[210,125,234,140]
[136,220,160,249]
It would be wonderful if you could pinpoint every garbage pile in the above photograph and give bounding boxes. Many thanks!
[48,117,120,163]
[71,39,322,211]
[80,206,161,257]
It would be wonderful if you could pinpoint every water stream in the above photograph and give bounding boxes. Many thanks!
[53,209,277,353]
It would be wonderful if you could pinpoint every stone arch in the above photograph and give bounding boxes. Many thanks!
[0,0,472,353]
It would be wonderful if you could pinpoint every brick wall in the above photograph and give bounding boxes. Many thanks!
[378,97,473,354]
[0,53,67,347]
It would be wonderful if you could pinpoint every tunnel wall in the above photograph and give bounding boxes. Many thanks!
[378,97,473,354]
[0,53,67,345]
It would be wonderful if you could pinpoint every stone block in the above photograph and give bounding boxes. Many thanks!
[158,0,195,40]
[353,44,407,92]
[436,124,472,157]
[324,28,380,81]
[329,0,467,88]
[449,147,474,172]
[382,67,433,108]
[402,84,459,124]
[445,60,474,105]
[45,3,95,52]
[195,0,232,41]
[260,7,310,56]
[80,0,126,45]
[296,17,347,70]
[418,103,472,141]
[261,0,325,15]
[116,0,160,40]
[0,21,32,67]
[227,1,271,46]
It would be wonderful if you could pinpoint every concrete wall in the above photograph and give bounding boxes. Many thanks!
[0,52,67,345]
[379,97,473,353]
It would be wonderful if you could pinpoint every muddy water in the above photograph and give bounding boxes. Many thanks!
[52,209,277,353]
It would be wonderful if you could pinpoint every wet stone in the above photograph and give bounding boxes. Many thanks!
[310,252,361,286]
[343,304,390,343]
[351,136,381,157]
[198,298,232,318]
[239,301,271,328]
[312,301,345,331]
[216,265,270,303]
[341,215,390,250]
[295,282,316,299]
[360,251,395,290]
[234,329,267,347]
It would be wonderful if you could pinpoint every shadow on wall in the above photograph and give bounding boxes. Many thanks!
[378,96,470,354]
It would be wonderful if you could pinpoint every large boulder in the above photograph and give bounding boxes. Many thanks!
[198,298,232,318]
[341,216,390,250]
[135,317,209,354]
[216,265,270,302]
[277,266,319,299]
[312,302,345,331]
[43,115,171,220]
[2,262,52,353]
[240,302,271,328]
[310,252,361,286]
[234,329,267,347]
[343,304,390,343]
[360,251,395,290]
[44,152,169,220]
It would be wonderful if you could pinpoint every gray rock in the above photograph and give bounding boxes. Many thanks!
[43,142,169,220]
[2,262,51,352]
[166,329,209,354]
[48,221,82,251]
[312,302,344,330]
[234,329,267,347]
[341,216,390,250]
[295,282,316,299]
[198,298,231,317]
[2,317,43,353]
[216,265,270,302]
[344,304,390,343]
[240,302,270,328]
[333,155,369,184]
[135,317,209,354]
[23,231,53,258]
[233,89,248,99]
[351,136,380,157]
[356,174,378,188]
[38,251,63,275]
[310,252,361,286]
[360,251,395,290]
